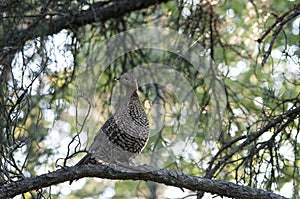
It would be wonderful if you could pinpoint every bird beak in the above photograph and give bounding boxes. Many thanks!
[115,76,121,81]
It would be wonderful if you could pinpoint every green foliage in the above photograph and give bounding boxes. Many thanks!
[0,0,299,198]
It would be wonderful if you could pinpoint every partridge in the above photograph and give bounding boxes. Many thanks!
[75,73,150,166]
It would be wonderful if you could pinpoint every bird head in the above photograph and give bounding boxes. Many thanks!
[115,73,138,92]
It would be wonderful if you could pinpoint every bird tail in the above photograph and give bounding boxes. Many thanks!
[75,153,93,166]
[70,153,93,185]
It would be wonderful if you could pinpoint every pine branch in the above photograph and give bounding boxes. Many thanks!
[0,164,287,199]
[0,0,170,49]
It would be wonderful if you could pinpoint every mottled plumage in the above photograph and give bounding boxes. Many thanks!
[76,73,149,165]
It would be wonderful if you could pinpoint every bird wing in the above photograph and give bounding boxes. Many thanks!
[88,115,115,153]
[90,114,148,154]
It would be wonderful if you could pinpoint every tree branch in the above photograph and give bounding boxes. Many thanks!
[0,164,287,199]
[205,105,300,179]
[257,4,300,66]
[0,0,170,50]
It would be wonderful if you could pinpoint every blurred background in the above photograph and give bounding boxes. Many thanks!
[0,0,299,198]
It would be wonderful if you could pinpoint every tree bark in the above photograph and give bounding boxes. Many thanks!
[0,164,287,199]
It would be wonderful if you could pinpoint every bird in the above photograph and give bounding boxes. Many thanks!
[73,73,150,169]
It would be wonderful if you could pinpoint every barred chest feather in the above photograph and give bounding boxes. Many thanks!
[102,91,149,154]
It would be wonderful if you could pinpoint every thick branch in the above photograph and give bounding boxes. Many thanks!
[0,164,287,199]
[1,0,170,49]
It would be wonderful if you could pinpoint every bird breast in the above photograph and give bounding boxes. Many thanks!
[106,91,149,154]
